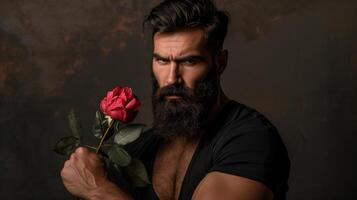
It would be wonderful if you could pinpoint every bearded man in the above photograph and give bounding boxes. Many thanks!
[60,0,290,200]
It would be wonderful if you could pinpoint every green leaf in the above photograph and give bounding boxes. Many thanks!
[53,136,80,156]
[108,145,132,167]
[124,158,151,187]
[114,124,145,146]
[68,110,82,139]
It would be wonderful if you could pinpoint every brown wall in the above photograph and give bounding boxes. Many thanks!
[0,0,356,199]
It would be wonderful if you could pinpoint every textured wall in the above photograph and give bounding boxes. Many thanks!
[0,0,356,199]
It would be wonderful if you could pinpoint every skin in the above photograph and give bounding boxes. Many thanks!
[152,28,213,91]
[60,147,133,200]
[60,28,273,200]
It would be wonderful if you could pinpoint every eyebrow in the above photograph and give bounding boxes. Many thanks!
[152,53,205,62]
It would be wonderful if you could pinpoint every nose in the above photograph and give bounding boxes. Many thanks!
[165,62,182,86]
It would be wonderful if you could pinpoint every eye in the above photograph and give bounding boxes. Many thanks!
[155,58,169,65]
[181,59,197,66]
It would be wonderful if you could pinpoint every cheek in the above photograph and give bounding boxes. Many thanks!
[152,64,164,87]
[182,66,210,89]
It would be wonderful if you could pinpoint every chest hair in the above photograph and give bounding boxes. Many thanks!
[152,136,200,200]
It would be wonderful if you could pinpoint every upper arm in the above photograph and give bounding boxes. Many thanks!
[192,172,273,200]
[197,112,290,200]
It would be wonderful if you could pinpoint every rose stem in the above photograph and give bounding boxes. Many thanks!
[95,120,114,154]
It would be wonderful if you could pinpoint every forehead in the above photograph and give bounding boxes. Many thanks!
[153,28,209,57]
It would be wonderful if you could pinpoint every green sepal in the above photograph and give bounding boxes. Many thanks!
[114,120,121,133]
[92,110,115,141]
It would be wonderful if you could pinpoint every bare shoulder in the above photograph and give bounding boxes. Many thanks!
[192,172,273,200]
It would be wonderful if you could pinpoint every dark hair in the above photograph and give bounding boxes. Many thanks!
[143,0,229,52]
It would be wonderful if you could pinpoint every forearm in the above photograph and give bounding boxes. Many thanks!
[87,181,134,200]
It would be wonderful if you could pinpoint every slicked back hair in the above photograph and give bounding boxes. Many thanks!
[143,0,229,53]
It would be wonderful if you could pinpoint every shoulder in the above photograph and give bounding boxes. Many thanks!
[212,101,286,154]
[209,101,290,198]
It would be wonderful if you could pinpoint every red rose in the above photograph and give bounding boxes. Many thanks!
[100,86,141,123]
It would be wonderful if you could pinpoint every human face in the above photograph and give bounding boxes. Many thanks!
[152,28,213,99]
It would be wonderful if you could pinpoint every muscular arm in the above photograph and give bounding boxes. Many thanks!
[60,147,133,200]
[192,172,273,200]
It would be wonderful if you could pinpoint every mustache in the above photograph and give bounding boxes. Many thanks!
[154,84,196,101]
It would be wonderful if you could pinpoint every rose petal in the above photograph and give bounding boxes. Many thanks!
[100,98,108,114]
[110,98,124,110]
[112,86,122,95]
[125,98,140,111]
[109,110,125,121]
[122,111,127,122]
[119,89,128,102]
[109,95,119,106]
[123,87,133,99]
[107,91,114,99]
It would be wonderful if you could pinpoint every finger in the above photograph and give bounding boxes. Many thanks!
[61,160,72,177]
[69,153,76,162]
[86,154,104,167]
[72,154,86,169]
[64,160,71,167]
[75,147,89,155]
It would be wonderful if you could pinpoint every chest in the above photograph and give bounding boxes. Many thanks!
[152,138,200,200]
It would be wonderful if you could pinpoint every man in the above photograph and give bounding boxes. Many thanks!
[60,0,290,200]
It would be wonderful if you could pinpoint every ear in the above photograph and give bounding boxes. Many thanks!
[215,49,228,75]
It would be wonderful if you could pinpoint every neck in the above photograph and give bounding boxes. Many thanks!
[206,87,230,124]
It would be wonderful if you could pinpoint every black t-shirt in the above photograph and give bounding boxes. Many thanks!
[107,100,290,200]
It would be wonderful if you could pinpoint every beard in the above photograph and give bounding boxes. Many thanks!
[151,70,219,140]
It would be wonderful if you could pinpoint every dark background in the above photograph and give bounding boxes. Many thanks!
[0,0,356,199]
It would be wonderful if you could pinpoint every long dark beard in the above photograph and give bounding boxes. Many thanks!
[151,71,219,140]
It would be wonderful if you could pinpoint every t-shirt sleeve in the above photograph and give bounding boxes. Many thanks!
[209,115,290,198]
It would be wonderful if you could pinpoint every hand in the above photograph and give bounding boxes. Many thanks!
[60,147,108,199]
